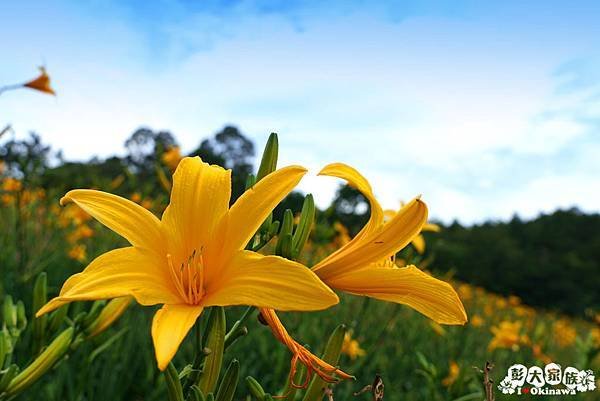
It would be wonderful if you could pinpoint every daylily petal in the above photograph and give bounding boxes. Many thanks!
[422,223,441,232]
[326,265,467,325]
[152,304,204,370]
[203,250,338,311]
[36,247,180,316]
[60,190,162,252]
[412,234,426,254]
[215,165,307,263]
[317,163,384,248]
[313,197,427,280]
[162,157,231,265]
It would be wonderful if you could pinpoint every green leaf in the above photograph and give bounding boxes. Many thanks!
[165,362,185,401]
[215,359,239,401]
[197,307,225,394]
[301,324,347,401]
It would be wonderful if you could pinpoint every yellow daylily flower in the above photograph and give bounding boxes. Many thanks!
[261,163,466,384]
[488,321,530,351]
[441,361,460,387]
[411,223,440,254]
[341,332,366,360]
[384,209,439,254]
[37,157,339,370]
[313,163,466,323]
[23,67,56,95]
[162,146,183,171]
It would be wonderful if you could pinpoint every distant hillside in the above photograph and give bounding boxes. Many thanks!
[429,209,600,316]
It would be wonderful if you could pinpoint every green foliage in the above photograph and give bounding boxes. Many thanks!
[1,128,599,401]
[430,210,600,315]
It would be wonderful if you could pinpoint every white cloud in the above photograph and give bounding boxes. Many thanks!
[2,2,600,223]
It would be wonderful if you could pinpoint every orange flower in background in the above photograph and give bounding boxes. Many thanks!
[333,221,351,247]
[411,223,441,254]
[442,361,460,387]
[2,194,15,206]
[488,321,530,351]
[508,295,521,306]
[2,177,22,192]
[141,198,154,210]
[109,174,125,190]
[532,343,552,365]
[553,319,577,347]
[590,328,600,347]
[457,283,473,302]
[341,332,366,360]
[470,314,484,327]
[23,67,56,95]
[130,192,142,203]
[162,146,183,171]
[68,244,87,262]
[67,224,94,243]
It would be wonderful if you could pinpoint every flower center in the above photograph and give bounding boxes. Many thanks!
[167,248,205,304]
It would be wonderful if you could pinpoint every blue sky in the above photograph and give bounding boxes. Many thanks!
[1,0,599,223]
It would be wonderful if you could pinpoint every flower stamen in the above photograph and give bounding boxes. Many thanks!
[167,250,206,304]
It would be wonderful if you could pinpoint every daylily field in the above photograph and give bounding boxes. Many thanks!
[0,125,598,401]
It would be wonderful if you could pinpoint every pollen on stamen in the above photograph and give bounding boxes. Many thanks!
[166,250,206,305]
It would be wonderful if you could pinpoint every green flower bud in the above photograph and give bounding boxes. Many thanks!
[268,221,280,237]
[245,174,256,190]
[32,273,48,350]
[2,296,16,329]
[5,327,74,396]
[291,194,315,259]
[276,209,294,258]
[0,364,18,393]
[189,385,205,401]
[245,376,266,401]
[85,297,131,338]
[197,307,225,394]
[164,362,185,401]
[0,330,6,368]
[16,301,27,331]
[256,133,278,182]
[82,300,106,329]
[275,233,293,259]
[215,359,239,401]
[48,304,69,333]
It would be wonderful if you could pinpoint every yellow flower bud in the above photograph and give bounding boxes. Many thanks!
[85,297,131,338]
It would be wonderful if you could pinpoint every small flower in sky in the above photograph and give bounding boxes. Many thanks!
[23,67,56,95]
